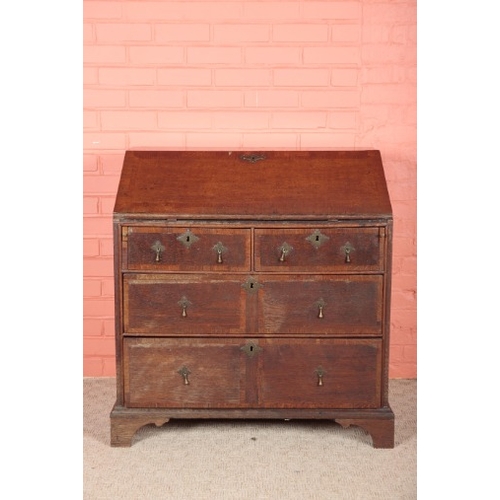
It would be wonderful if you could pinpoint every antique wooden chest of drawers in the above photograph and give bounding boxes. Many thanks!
[110,150,395,448]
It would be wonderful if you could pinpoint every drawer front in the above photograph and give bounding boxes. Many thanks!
[123,274,248,334]
[124,227,251,271]
[255,227,384,272]
[123,338,244,408]
[257,339,382,409]
[123,338,381,409]
[256,275,383,335]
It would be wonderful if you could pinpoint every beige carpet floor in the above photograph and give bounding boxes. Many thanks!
[84,378,416,499]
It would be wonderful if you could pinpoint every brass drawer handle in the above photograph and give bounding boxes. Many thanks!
[341,242,354,263]
[213,241,227,264]
[151,240,165,262]
[178,296,192,318]
[178,366,191,385]
[315,367,325,386]
[315,298,325,319]
[278,242,293,262]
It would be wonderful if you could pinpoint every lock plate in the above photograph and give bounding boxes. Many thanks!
[240,153,266,163]
[241,276,262,294]
[176,229,199,248]
[306,229,330,249]
[241,341,262,358]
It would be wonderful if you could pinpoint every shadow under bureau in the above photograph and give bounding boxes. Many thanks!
[110,150,395,448]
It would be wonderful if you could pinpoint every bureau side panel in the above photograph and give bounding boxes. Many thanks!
[113,221,124,405]
[382,220,393,406]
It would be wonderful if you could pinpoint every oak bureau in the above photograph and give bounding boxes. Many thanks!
[110,150,395,448]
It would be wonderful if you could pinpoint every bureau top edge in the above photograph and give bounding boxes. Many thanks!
[113,214,393,224]
[113,150,393,219]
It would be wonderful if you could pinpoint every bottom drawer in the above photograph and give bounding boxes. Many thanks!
[122,337,382,409]
[123,338,244,408]
[258,338,382,409]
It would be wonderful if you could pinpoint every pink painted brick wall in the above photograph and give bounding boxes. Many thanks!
[83,0,417,378]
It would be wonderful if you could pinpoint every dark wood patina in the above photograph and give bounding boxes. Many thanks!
[110,150,395,448]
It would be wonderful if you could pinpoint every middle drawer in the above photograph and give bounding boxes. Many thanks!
[123,274,249,335]
[123,273,383,336]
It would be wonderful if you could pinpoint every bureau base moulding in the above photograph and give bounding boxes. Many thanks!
[110,405,395,448]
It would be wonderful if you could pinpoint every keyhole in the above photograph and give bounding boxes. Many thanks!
[250,345,254,352]
[250,283,254,288]
[315,235,320,241]
[186,235,190,242]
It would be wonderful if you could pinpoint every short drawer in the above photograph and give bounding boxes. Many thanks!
[123,274,248,335]
[255,227,384,272]
[257,338,382,409]
[123,337,245,408]
[123,226,251,271]
[256,275,383,335]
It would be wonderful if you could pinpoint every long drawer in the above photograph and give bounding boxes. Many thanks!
[123,274,383,336]
[123,337,382,409]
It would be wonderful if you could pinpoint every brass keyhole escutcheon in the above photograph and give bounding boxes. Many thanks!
[241,341,262,358]
[240,153,266,163]
[306,230,329,249]
[242,277,262,294]
[177,229,199,248]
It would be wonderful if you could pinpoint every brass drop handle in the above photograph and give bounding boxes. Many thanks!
[345,247,351,263]
[178,366,191,385]
[341,242,354,264]
[213,242,227,264]
[315,367,325,386]
[151,241,165,262]
[316,298,325,319]
[178,297,192,318]
[278,242,293,262]
[279,248,286,262]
